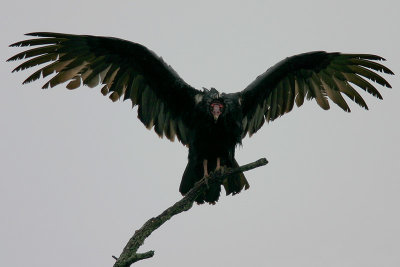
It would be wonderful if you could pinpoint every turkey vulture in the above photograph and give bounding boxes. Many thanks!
[8,32,394,204]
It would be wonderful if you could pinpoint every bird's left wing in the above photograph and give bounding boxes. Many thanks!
[237,51,393,137]
[8,32,202,145]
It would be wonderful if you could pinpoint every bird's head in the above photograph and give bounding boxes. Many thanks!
[210,100,224,122]
[203,87,225,122]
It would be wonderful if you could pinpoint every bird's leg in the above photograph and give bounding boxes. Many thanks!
[216,157,221,171]
[215,157,225,174]
[203,159,209,177]
[202,159,209,188]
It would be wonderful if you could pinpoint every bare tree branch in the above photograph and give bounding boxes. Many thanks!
[113,157,268,267]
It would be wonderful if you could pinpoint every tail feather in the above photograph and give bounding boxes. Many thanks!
[179,160,197,195]
[222,159,250,195]
[180,159,221,204]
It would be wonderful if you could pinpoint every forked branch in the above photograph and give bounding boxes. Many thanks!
[113,158,268,267]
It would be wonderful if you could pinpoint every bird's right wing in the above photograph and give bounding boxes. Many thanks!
[8,32,203,145]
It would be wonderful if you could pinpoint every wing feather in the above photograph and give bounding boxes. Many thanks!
[320,73,350,112]
[310,73,330,110]
[347,65,391,88]
[273,82,283,120]
[8,45,61,61]
[8,32,200,145]
[348,58,394,74]
[238,51,393,137]
[294,76,305,107]
[285,76,295,113]
[10,37,66,47]
[12,53,60,72]
[332,76,368,110]
[343,73,383,99]
[268,88,278,122]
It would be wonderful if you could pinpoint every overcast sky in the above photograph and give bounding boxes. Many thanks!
[1,1,399,267]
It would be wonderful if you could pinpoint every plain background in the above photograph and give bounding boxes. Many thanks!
[1,1,399,267]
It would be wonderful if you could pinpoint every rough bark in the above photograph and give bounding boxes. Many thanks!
[113,158,268,267]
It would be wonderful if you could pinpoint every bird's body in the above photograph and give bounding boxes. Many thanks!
[180,89,248,203]
[8,32,394,204]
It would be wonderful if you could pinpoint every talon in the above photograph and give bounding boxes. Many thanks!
[195,174,210,188]
[219,165,226,174]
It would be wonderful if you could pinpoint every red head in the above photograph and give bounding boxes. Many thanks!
[210,102,224,122]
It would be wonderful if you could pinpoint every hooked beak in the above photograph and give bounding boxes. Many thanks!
[212,105,221,122]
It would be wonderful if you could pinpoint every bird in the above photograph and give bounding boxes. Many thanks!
[8,32,394,204]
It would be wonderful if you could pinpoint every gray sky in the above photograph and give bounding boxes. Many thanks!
[1,1,399,267]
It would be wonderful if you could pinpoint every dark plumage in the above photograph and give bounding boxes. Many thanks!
[8,32,394,204]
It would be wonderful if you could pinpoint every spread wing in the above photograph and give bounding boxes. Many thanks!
[8,32,202,145]
[238,51,394,137]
